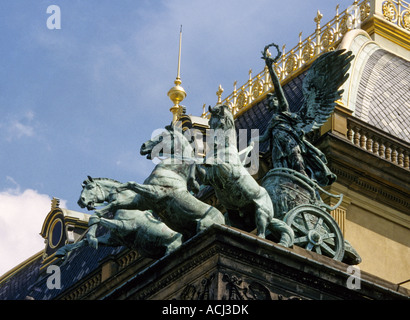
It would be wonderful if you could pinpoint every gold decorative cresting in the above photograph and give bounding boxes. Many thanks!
[201,0,410,120]
[168,25,187,123]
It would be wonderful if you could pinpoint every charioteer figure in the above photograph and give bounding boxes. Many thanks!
[257,43,354,187]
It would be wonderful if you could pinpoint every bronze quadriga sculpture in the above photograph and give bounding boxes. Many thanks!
[56,43,361,264]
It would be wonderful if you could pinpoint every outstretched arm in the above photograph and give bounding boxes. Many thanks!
[86,216,100,249]
[262,44,289,112]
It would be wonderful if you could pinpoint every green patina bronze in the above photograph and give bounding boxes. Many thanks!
[256,44,361,262]
[56,43,362,263]
[114,125,225,240]
[56,126,225,259]
[193,104,295,247]
[56,205,182,259]
[259,44,353,187]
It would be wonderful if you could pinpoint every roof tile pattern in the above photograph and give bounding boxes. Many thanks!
[355,49,410,142]
[0,226,125,300]
[235,71,307,152]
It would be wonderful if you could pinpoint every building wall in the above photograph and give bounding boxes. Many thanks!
[341,187,410,290]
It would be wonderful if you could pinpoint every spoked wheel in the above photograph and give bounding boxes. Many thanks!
[284,204,345,261]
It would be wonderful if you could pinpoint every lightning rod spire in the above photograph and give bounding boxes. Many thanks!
[168,25,187,123]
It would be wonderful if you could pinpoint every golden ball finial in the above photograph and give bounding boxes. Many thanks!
[168,26,187,123]
[168,78,187,107]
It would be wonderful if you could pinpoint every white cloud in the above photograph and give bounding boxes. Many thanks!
[0,185,57,277]
[8,121,34,139]
[1,110,37,142]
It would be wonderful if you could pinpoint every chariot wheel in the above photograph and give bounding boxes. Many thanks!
[283,204,345,261]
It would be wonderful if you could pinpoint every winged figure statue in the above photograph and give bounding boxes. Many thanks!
[258,43,354,186]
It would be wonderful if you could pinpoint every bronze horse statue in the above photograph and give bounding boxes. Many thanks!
[193,104,294,247]
[84,125,225,241]
[55,198,182,259]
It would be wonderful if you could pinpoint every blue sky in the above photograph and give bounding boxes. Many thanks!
[0,0,354,276]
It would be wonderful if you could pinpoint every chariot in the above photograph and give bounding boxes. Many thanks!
[262,168,345,261]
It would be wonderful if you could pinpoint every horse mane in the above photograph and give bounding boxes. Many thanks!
[83,177,122,185]
[148,125,194,154]
[94,177,122,183]
[209,105,235,130]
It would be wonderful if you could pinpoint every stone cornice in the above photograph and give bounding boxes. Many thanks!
[102,224,409,300]
[316,132,410,216]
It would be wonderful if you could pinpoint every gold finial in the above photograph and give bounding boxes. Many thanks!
[314,10,323,26]
[168,25,187,123]
[51,197,60,209]
[201,103,207,118]
[216,85,224,104]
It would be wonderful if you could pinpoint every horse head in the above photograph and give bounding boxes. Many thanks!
[78,176,109,210]
[208,104,235,130]
[140,124,194,161]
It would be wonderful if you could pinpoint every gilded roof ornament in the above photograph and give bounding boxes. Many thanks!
[51,197,60,209]
[168,25,187,123]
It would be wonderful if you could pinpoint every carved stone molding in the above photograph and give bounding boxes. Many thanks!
[102,225,409,300]
[316,132,410,214]
[179,274,216,300]
[220,273,303,300]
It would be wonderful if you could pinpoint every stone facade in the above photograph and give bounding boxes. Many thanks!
[101,225,409,300]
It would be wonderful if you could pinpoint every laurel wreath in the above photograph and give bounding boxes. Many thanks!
[262,42,282,63]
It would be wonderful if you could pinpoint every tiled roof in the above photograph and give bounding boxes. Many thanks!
[235,71,307,152]
[0,226,125,300]
[0,254,43,300]
[1,42,409,302]
[355,49,410,143]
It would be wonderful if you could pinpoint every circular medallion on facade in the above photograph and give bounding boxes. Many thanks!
[49,218,63,248]
[402,10,410,31]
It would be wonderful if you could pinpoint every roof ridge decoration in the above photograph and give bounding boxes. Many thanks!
[382,0,410,29]
[168,26,187,123]
[201,0,409,120]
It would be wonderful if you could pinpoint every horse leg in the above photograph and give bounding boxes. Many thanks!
[254,208,269,239]
[197,206,225,232]
[55,221,124,258]
[55,219,98,257]
[99,211,182,257]
[267,218,294,248]
[93,232,122,248]
[55,215,101,257]
[86,214,104,248]
[95,191,146,216]
[99,216,131,232]
[187,163,201,193]
[118,182,163,201]
[253,191,294,247]
[55,239,87,258]
[165,233,183,255]
[94,203,116,216]
[254,205,295,246]
[195,164,210,185]
[253,192,275,239]
[94,200,127,217]
[89,220,125,250]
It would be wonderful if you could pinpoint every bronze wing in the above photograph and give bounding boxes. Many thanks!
[297,49,354,134]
